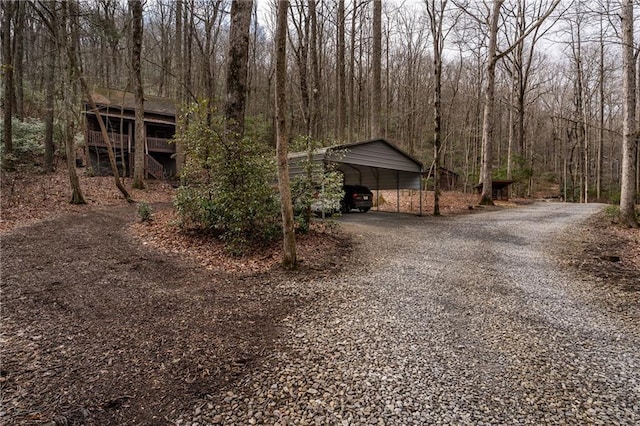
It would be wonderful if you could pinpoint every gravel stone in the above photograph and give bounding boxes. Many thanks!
[177,203,639,425]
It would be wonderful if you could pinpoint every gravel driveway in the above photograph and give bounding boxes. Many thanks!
[181,203,639,425]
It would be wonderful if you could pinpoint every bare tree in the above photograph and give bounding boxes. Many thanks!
[130,0,145,189]
[503,0,551,197]
[477,0,504,205]
[44,5,56,173]
[275,0,297,268]
[175,0,185,176]
[66,1,131,202]
[192,0,224,112]
[336,0,346,141]
[59,0,86,204]
[289,2,311,135]
[309,0,321,139]
[425,0,449,215]
[468,0,561,205]
[565,2,589,203]
[620,0,638,227]
[2,1,14,170]
[371,0,382,138]
[14,1,25,121]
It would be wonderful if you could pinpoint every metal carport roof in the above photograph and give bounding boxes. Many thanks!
[288,138,425,214]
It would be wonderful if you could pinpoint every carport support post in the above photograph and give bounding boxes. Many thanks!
[376,169,380,211]
[396,170,400,213]
[419,177,423,216]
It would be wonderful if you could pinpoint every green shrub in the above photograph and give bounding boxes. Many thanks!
[137,202,153,222]
[173,102,281,254]
[0,118,46,165]
[604,205,619,221]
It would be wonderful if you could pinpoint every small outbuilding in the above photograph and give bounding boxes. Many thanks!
[475,180,514,201]
[288,138,425,214]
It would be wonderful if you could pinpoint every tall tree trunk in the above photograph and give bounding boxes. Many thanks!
[479,0,503,206]
[2,1,14,171]
[130,0,145,189]
[620,0,638,227]
[426,0,447,216]
[60,1,85,204]
[175,0,185,177]
[507,70,515,181]
[336,0,346,141]
[347,0,356,142]
[477,0,559,205]
[291,2,310,136]
[65,1,130,203]
[309,0,320,139]
[44,28,56,173]
[597,11,605,201]
[275,0,297,269]
[224,0,253,138]
[14,1,24,121]
[370,0,381,139]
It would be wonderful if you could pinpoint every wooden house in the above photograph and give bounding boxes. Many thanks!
[84,88,176,179]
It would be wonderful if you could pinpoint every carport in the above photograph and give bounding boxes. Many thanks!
[288,138,425,215]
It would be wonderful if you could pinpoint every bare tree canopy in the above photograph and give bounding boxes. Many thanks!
[1,0,636,211]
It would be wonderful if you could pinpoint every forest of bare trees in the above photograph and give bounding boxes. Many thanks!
[1,0,638,219]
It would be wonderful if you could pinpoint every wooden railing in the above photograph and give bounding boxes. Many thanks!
[87,130,174,153]
[144,154,164,180]
[87,130,129,150]
[129,153,164,180]
[146,136,175,153]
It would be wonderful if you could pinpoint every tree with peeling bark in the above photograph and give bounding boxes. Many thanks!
[620,0,638,227]
[275,0,297,269]
[130,0,145,189]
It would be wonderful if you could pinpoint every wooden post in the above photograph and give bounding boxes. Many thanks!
[397,170,400,212]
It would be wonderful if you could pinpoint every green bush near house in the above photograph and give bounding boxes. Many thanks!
[173,102,281,254]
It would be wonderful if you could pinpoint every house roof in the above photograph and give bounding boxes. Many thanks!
[288,138,423,191]
[88,87,176,117]
[288,138,423,173]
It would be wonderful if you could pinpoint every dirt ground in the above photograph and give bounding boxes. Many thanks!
[562,211,640,293]
[1,166,638,425]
